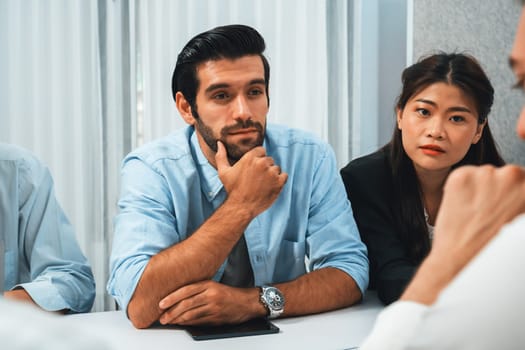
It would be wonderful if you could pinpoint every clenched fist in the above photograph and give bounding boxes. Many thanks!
[433,164,525,274]
[215,141,288,218]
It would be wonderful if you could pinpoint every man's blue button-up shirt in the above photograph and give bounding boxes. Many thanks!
[108,124,369,311]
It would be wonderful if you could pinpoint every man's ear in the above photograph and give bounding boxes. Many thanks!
[176,91,196,125]
[396,107,403,130]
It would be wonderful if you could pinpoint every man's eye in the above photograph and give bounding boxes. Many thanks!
[248,89,263,96]
[213,92,228,100]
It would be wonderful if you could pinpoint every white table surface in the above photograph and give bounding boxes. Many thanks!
[67,292,383,350]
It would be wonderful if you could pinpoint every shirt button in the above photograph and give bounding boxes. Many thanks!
[208,192,213,196]
[256,255,262,262]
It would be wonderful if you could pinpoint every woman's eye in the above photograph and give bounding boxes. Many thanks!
[416,108,430,117]
[450,116,465,123]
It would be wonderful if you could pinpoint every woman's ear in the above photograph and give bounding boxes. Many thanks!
[396,107,403,130]
[176,92,196,125]
[472,119,487,144]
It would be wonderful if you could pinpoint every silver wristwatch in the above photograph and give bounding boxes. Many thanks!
[259,285,285,319]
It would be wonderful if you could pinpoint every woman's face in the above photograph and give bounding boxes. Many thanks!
[397,82,485,174]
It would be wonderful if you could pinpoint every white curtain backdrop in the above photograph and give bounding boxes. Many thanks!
[136,0,352,166]
[1,0,406,312]
[0,0,136,312]
[0,0,110,311]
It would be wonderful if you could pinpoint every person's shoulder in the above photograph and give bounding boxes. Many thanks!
[267,123,323,143]
[340,148,393,193]
[266,124,335,167]
[124,127,193,166]
[266,123,328,149]
[0,144,52,195]
[0,143,38,162]
[0,143,47,173]
[342,148,388,175]
[341,148,394,202]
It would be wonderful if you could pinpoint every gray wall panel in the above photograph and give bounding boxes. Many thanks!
[412,0,524,164]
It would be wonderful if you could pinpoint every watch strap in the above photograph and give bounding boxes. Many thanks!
[259,285,285,319]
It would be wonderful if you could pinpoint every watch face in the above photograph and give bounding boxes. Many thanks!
[264,287,284,309]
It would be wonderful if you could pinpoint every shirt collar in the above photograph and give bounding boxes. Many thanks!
[190,131,224,201]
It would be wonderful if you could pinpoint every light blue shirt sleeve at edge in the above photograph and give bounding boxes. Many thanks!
[6,153,95,313]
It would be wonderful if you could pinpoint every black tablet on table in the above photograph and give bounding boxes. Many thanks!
[184,318,280,341]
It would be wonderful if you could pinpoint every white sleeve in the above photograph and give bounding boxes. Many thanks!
[361,215,525,350]
[360,301,428,350]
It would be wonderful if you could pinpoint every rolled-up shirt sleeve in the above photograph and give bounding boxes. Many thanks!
[306,143,369,293]
[14,157,95,313]
[107,156,179,311]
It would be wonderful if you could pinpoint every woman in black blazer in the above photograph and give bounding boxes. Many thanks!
[341,53,505,305]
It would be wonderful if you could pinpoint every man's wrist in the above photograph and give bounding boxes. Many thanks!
[222,197,258,221]
[259,285,285,319]
[239,287,268,318]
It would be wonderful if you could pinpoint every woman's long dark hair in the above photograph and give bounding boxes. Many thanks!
[384,52,505,262]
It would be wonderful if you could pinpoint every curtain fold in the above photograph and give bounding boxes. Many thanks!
[0,0,109,311]
[1,0,365,312]
[136,0,350,167]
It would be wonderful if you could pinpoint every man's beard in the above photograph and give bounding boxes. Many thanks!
[193,111,265,163]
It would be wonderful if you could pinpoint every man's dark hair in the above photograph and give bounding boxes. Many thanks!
[171,24,270,113]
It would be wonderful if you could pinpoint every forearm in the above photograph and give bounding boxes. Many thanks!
[201,276,354,322]
[401,165,525,306]
[400,253,456,305]
[276,267,362,317]
[128,199,255,328]
[4,288,36,304]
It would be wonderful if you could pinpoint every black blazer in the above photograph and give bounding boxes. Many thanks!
[341,149,423,305]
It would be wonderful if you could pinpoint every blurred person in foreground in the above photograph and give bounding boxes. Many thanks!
[360,2,525,349]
